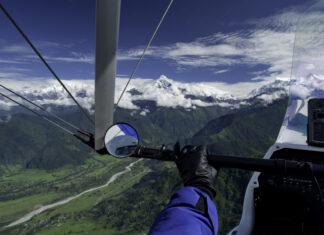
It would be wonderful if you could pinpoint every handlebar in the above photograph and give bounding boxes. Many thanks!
[133,146,324,177]
[207,154,324,177]
[135,146,174,161]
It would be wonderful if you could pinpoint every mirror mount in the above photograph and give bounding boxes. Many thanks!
[96,147,109,155]
[73,129,95,149]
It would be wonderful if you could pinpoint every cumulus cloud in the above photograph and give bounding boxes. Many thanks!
[290,74,324,99]
[114,75,236,109]
[0,114,11,123]
[35,40,74,49]
[0,59,24,64]
[246,9,301,31]
[213,69,229,75]
[118,9,302,82]
[119,29,295,81]
[0,40,92,65]
[1,7,307,112]
[0,74,288,112]
[0,78,94,112]
[0,6,304,84]
[0,99,13,111]
[0,72,28,79]
[45,53,94,64]
[0,45,31,54]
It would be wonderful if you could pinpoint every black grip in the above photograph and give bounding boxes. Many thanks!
[207,154,280,173]
[132,147,324,176]
[141,147,160,156]
[134,146,174,161]
[207,154,324,177]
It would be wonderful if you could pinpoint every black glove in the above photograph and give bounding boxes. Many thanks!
[174,143,217,199]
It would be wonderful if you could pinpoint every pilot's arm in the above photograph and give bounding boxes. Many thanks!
[149,145,218,235]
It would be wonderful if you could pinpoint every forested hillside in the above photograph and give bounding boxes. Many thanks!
[0,98,287,234]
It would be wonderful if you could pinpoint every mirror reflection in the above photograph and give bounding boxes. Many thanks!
[104,123,139,158]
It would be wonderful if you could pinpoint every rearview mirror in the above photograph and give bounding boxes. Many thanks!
[104,123,139,158]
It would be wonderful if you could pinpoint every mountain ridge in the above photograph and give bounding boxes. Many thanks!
[0,76,289,116]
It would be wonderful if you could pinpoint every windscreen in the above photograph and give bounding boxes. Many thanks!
[114,0,297,157]
[277,1,324,147]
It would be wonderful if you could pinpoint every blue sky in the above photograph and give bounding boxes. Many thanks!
[0,0,316,85]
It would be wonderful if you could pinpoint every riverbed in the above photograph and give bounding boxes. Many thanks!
[6,159,141,228]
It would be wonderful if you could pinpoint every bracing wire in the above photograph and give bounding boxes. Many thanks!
[0,84,79,131]
[114,0,174,110]
[0,3,94,125]
[0,92,74,135]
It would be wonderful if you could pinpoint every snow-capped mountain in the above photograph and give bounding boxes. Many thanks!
[0,75,289,115]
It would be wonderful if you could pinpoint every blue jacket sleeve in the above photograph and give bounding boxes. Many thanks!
[148,186,218,235]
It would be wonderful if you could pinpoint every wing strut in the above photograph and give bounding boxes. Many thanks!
[94,0,121,151]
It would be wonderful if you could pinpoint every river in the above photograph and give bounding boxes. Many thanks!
[6,159,141,228]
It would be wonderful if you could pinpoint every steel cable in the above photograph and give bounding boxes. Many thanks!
[0,84,79,130]
[114,0,174,110]
[0,92,74,135]
[0,3,94,125]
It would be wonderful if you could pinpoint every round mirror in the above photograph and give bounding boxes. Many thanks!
[104,123,139,158]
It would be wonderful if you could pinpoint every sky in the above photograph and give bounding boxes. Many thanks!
[0,0,318,88]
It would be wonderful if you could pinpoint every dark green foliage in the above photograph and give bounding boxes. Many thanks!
[190,99,288,156]
[0,104,231,171]
[0,113,92,170]
[89,162,251,234]
[96,99,287,234]
[214,168,252,234]
[0,98,289,234]
[114,104,231,148]
[91,161,182,234]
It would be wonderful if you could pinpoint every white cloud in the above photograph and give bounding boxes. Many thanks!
[1,67,31,72]
[45,54,94,64]
[0,114,11,123]
[0,72,27,79]
[0,45,31,54]
[0,74,288,112]
[114,75,231,109]
[139,109,150,116]
[213,69,229,75]
[143,29,294,80]
[290,74,324,100]
[35,40,74,49]
[246,9,301,31]
[0,41,92,65]
[0,59,24,64]
[116,74,129,77]
[257,90,287,104]
[0,71,52,81]
[117,9,302,82]
[0,7,303,78]
[0,100,13,111]
[1,7,304,112]
[117,49,142,61]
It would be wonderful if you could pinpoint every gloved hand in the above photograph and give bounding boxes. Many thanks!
[174,143,218,199]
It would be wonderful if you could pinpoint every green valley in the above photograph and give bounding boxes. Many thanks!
[0,154,136,228]
[0,98,287,234]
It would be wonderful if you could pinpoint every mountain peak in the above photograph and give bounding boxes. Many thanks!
[155,75,174,90]
[0,76,289,113]
[248,78,289,98]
